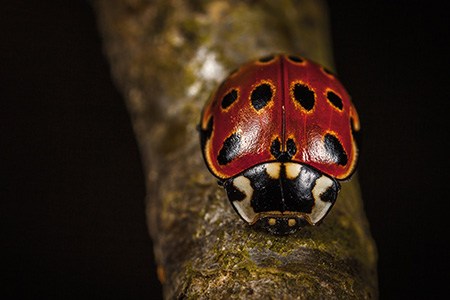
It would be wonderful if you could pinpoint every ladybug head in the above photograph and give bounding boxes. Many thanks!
[254,215,308,235]
[223,162,340,235]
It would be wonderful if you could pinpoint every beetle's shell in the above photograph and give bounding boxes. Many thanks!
[200,55,359,181]
[199,55,360,233]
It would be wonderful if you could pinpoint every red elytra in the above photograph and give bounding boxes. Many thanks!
[200,54,360,182]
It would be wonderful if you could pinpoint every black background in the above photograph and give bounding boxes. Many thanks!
[2,1,448,299]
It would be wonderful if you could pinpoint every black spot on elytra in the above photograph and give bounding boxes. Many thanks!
[200,116,213,150]
[293,83,315,111]
[270,138,296,162]
[259,55,275,63]
[270,138,282,159]
[286,139,297,158]
[221,89,238,109]
[218,133,241,165]
[251,83,273,111]
[324,133,348,166]
[327,91,343,110]
[287,55,304,63]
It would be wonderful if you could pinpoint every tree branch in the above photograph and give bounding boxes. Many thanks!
[94,0,378,298]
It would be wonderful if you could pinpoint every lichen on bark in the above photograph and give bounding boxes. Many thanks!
[94,0,378,298]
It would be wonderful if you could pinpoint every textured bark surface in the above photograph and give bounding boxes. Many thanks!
[94,0,378,298]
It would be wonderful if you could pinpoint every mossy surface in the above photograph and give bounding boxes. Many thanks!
[95,0,378,298]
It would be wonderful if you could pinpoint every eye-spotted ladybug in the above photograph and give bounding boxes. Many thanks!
[199,54,360,234]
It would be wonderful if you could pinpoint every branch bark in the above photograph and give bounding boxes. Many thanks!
[94,0,378,298]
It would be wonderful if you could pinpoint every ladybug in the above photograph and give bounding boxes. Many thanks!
[199,54,360,234]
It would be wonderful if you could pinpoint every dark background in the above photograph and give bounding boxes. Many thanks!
[1,1,448,299]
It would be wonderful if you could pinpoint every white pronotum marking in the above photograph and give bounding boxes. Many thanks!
[285,162,302,179]
[265,163,281,179]
[309,175,334,224]
[231,176,256,223]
